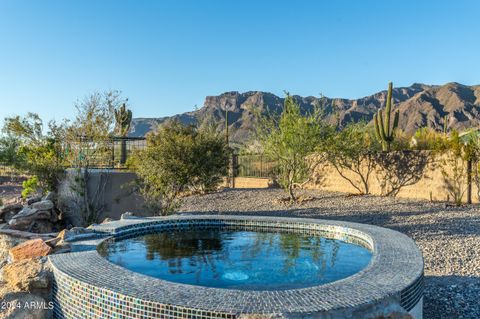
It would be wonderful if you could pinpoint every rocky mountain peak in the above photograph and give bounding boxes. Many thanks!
[130,82,480,145]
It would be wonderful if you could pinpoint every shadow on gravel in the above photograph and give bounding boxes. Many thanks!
[182,207,480,238]
[423,275,480,319]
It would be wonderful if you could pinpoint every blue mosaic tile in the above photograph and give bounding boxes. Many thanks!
[50,215,424,318]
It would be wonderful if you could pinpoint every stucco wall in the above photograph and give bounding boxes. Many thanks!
[58,169,146,226]
[223,177,274,189]
[307,154,478,203]
[57,152,476,226]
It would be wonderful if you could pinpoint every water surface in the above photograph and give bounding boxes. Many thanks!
[103,229,372,290]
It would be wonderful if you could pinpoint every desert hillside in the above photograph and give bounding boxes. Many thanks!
[129,82,480,144]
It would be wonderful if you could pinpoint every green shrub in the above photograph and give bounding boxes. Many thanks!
[21,176,40,199]
[411,127,449,151]
[0,135,23,167]
[255,93,332,201]
[2,113,65,192]
[129,121,228,215]
[440,130,474,205]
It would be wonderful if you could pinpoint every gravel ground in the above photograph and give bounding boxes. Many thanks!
[179,188,480,319]
[0,179,23,204]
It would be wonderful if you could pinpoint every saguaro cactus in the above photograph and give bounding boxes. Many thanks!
[225,107,229,145]
[374,82,399,151]
[114,103,132,164]
[115,103,132,136]
[443,114,449,135]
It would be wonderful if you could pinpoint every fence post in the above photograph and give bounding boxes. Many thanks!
[230,153,238,188]
[111,140,115,168]
[120,138,128,165]
[467,159,472,204]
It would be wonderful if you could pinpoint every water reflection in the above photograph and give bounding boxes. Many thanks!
[104,229,371,290]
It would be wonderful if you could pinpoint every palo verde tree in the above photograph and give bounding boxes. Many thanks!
[114,102,133,165]
[256,93,332,201]
[439,130,476,206]
[374,82,399,151]
[375,150,431,197]
[0,131,22,167]
[324,122,380,195]
[2,113,66,195]
[63,90,124,225]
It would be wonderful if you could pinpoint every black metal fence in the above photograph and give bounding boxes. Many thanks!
[234,154,278,178]
[65,137,147,169]
[110,137,147,167]
[65,137,279,177]
[1,137,279,179]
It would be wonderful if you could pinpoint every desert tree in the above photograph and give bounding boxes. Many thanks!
[439,130,473,206]
[374,127,433,197]
[2,113,66,194]
[129,120,229,215]
[375,150,431,197]
[62,90,125,225]
[255,93,332,201]
[0,127,23,167]
[324,122,380,195]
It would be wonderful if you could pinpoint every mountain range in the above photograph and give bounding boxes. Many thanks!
[129,82,480,144]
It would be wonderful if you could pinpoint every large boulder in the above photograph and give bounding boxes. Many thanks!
[2,210,18,224]
[9,239,52,262]
[26,196,42,205]
[29,221,55,234]
[0,203,23,223]
[0,234,26,269]
[2,258,52,293]
[0,203,23,215]
[31,200,54,211]
[0,257,53,319]
[8,208,51,231]
[56,227,96,242]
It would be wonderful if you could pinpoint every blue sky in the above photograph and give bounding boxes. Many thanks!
[0,0,479,123]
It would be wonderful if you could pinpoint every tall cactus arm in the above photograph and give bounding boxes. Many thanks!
[124,110,132,135]
[114,103,133,137]
[378,110,387,141]
[374,113,381,140]
[373,82,398,151]
[392,110,399,132]
[443,114,448,134]
[385,82,393,137]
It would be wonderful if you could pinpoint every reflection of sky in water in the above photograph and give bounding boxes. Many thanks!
[105,230,372,290]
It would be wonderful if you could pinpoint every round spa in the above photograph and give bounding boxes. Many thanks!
[49,216,424,319]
